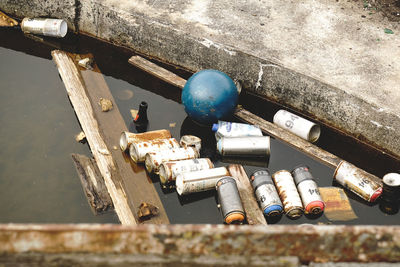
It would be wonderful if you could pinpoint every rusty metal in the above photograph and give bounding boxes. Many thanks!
[0,10,17,27]
[145,146,199,173]
[119,129,171,152]
[159,158,214,184]
[0,224,399,264]
[129,137,180,163]
[180,135,202,152]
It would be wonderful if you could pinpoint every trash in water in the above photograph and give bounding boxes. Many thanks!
[169,122,176,128]
[137,202,159,221]
[180,135,202,152]
[272,170,304,219]
[250,169,283,217]
[115,89,134,100]
[129,138,180,163]
[216,176,245,224]
[78,57,93,70]
[159,158,214,184]
[382,173,400,202]
[21,18,68,38]
[75,131,86,143]
[0,10,18,27]
[384,28,394,34]
[99,98,113,112]
[212,121,263,140]
[291,165,325,215]
[216,136,270,157]
[130,109,138,119]
[119,130,171,152]
[134,101,148,132]
[319,187,357,221]
[273,110,320,143]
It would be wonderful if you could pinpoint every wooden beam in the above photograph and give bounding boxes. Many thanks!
[228,164,267,225]
[128,56,186,89]
[52,50,169,224]
[71,153,113,215]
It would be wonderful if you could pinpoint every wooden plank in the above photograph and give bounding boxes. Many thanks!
[52,50,169,224]
[228,164,267,225]
[71,153,113,214]
[128,56,186,89]
[0,10,18,27]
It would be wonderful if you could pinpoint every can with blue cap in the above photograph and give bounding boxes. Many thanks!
[250,169,283,217]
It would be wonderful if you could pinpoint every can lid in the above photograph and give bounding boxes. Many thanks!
[264,205,283,216]
[212,123,219,132]
[225,212,245,224]
[305,201,325,214]
[370,187,383,202]
[383,173,400,187]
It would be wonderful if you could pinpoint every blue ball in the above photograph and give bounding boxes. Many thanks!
[182,69,238,125]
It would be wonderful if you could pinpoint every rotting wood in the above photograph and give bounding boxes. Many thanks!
[0,10,17,27]
[129,56,186,89]
[228,164,267,225]
[71,153,113,215]
[52,50,169,224]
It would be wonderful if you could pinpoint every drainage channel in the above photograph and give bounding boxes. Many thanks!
[0,28,399,225]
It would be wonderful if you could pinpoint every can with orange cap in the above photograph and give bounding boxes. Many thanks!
[291,165,325,215]
[216,176,245,224]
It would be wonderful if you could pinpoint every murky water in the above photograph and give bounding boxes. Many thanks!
[0,28,398,225]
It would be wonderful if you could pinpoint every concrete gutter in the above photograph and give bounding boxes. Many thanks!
[1,0,400,160]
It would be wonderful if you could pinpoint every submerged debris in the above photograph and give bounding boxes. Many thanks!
[130,109,138,119]
[116,89,134,100]
[137,202,159,221]
[75,131,86,143]
[0,10,18,27]
[99,98,113,112]
[78,57,93,70]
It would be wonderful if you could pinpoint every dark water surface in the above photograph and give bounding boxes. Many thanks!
[0,28,398,225]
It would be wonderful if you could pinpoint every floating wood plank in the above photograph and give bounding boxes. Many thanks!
[0,10,18,27]
[129,56,186,89]
[52,50,169,224]
[71,153,113,215]
[228,164,267,225]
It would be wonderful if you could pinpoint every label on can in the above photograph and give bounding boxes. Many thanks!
[297,180,324,214]
[255,184,282,211]
[170,158,213,179]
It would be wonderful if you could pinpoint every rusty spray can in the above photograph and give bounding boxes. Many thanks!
[272,170,304,218]
[129,138,180,163]
[216,176,246,224]
[180,135,202,153]
[145,147,199,174]
[217,136,270,157]
[159,158,214,184]
[291,165,325,215]
[119,129,171,152]
[250,170,283,217]
[176,167,230,195]
[273,110,320,143]
[21,18,68,38]
[333,161,382,202]
[382,173,400,202]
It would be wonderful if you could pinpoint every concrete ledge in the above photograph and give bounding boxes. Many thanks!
[1,0,399,159]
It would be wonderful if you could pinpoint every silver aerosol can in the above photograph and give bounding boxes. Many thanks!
[21,18,68,38]
[212,121,263,141]
[145,147,199,173]
[333,161,382,202]
[273,110,320,143]
[216,136,270,157]
[129,138,180,163]
[216,177,246,224]
[176,167,230,195]
[291,166,325,215]
[119,129,172,152]
[250,170,283,217]
[272,170,304,218]
[159,158,214,184]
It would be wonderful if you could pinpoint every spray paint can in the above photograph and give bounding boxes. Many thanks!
[159,158,214,184]
[291,166,325,215]
[216,177,246,224]
[180,135,202,152]
[145,147,199,174]
[333,161,382,202]
[21,18,68,38]
[216,136,270,157]
[273,110,320,143]
[272,170,304,218]
[176,167,230,195]
[133,101,149,132]
[129,138,180,163]
[382,173,400,202]
[250,170,283,217]
[119,129,171,152]
[212,121,263,140]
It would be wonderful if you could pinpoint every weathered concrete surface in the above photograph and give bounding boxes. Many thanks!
[0,224,399,264]
[1,0,400,159]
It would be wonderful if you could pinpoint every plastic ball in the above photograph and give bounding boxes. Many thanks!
[182,69,238,125]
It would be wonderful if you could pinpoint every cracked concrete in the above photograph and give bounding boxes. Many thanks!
[1,0,400,159]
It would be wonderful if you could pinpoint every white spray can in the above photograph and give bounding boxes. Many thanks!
[159,158,214,184]
[212,121,263,140]
[21,18,68,38]
[145,147,199,174]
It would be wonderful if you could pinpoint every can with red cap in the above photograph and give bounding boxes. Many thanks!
[333,161,382,202]
[291,165,325,215]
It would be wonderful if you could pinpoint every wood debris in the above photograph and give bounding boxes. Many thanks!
[99,98,113,112]
[137,202,159,221]
[75,131,86,143]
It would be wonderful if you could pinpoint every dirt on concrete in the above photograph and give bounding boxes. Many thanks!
[372,0,400,21]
